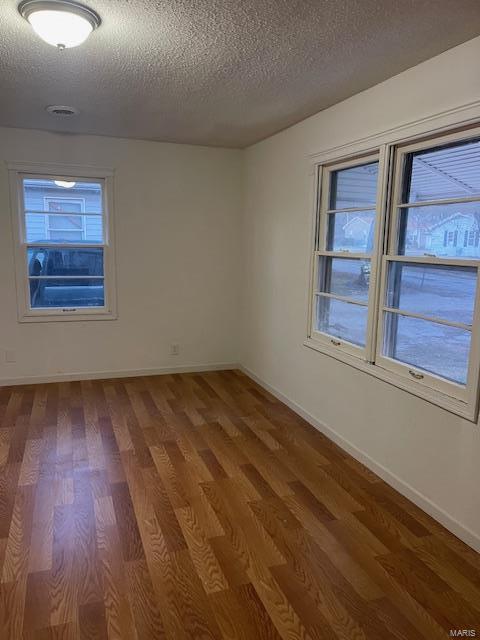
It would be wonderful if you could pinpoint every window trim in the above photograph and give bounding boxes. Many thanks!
[8,162,117,323]
[306,119,480,421]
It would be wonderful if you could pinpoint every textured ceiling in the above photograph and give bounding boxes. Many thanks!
[1,0,480,148]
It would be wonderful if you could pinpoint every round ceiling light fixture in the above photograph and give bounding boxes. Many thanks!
[18,0,101,49]
[45,104,80,116]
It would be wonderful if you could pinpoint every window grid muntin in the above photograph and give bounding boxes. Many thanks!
[380,311,471,386]
[328,160,379,211]
[382,256,480,331]
[314,296,369,348]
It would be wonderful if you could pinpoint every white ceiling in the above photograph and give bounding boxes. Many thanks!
[1,0,480,148]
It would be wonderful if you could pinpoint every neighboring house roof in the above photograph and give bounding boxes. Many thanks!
[405,212,479,234]
[427,213,479,232]
[342,216,371,231]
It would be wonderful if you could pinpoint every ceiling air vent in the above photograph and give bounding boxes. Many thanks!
[46,105,80,117]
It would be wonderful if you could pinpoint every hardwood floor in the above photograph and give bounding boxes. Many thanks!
[0,370,479,639]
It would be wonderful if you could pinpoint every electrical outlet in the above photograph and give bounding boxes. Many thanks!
[170,343,180,356]
[5,349,16,363]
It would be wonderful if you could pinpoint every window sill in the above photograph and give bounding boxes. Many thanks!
[303,338,478,422]
[19,310,117,323]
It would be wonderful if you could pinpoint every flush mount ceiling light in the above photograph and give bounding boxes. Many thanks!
[18,0,101,49]
[45,104,80,116]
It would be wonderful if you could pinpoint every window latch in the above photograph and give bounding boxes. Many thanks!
[408,369,424,380]
[331,339,341,346]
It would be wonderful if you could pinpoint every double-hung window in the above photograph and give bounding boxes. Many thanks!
[308,128,480,419]
[9,163,117,322]
[312,153,383,360]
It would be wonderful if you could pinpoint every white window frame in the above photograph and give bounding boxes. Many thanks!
[44,196,86,242]
[8,162,117,323]
[309,150,388,362]
[305,117,480,421]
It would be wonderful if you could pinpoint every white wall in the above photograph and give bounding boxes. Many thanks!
[241,36,480,548]
[0,127,242,382]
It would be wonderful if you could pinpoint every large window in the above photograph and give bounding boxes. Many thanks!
[308,129,480,419]
[9,164,116,322]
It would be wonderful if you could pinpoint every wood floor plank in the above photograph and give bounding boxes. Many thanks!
[2,483,35,583]
[78,601,108,640]
[175,505,229,594]
[23,570,53,634]
[125,558,166,640]
[0,370,477,639]
[111,481,145,562]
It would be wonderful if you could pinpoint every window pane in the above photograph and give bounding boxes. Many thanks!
[405,138,480,203]
[27,248,104,277]
[23,178,103,214]
[49,215,83,230]
[46,199,83,213]
[315,296,368,346]
[398,202,480,258]
[317,257,370,302]
[48,230,84,241]
[29,279,105,308]
[382,313,470,384]
[329,162,378,210]
[25,212,103,243]
[386,262,476,325]
[327,210,376,252]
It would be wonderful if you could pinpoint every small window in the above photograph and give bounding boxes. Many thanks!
[9,165,116,322]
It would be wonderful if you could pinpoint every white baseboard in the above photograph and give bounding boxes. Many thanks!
[240,365,480,554]
[0,362,238,387]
